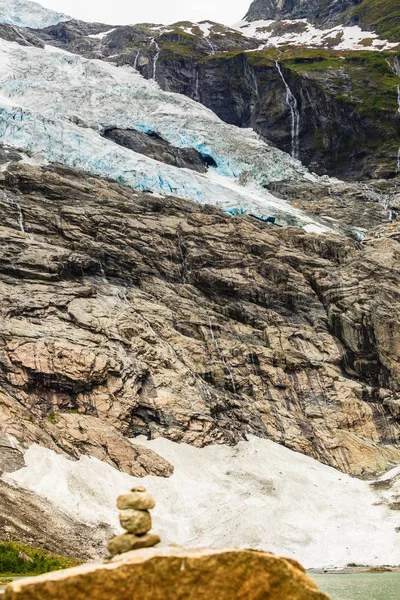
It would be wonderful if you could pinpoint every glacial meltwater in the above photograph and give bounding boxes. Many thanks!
[311,573,400,600]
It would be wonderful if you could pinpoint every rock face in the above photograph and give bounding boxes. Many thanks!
[0,480,112,560]
[244,0,359,26]
[0,160,399,478]
[138,48,400,180]
[102,128,210,173]
[4,547,330,600]
[244,0,400,42]
[15,7,398,179]
[0,22,44,47]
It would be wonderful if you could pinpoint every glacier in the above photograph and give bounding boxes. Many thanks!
[5,436,400,569]
[0,38,330,230]
[0,0,69,29]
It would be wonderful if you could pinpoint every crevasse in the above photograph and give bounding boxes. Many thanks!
[0,39,328,230]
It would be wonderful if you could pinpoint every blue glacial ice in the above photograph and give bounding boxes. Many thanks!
[0,0,69,29]
[0,39,329,230]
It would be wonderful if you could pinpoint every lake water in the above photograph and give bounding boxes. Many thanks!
[311,573,400,600]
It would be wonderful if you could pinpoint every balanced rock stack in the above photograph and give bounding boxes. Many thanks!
[107,486,161,556]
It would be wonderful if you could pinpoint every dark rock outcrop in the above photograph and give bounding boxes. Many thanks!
[135,48,400,180]
[0,160,399,478]
[0,22,44,47]
[102,128,209,173]
[244,0,359,26]
[0,480,112,560]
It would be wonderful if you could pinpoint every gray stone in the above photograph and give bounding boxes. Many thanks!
[119,509,152,535]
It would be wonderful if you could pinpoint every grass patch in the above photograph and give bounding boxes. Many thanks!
[47,412,57,424]
[0,542,79,577]
[352,0,400,43]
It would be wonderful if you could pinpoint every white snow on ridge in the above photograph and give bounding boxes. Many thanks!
[87,29,117,40]
[5,436,400,568]
[0,0,70,30]
[235,19,399,52]
[0,38,329,229]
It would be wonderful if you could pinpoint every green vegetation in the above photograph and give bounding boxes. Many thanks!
[352,0,400,43]
[0,542,79,577]
[159,31,204,61]
[271,48,400,116]
[47,412,57,424]
[312,129,325,151]
[359,37,374,46]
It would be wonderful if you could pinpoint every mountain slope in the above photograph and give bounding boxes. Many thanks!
[0,159,399,478]
[0,38,335,230]
[244,0,357,25]
[244,0,400,42]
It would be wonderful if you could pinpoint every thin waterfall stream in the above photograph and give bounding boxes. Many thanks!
[275,61,300,159]
[386,57,400,174]
[205,37,215,55]
[1,190,25,232]
[149,39,161,81]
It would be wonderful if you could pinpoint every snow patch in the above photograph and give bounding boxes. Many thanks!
[234,19,398,52]
[4,436,400,569]
[0,0,69,30]
[87,29,117,40]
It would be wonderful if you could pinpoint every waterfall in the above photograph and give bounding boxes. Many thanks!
[397,84,400,175]
[133,51,139,71]
[205,38,215,55]
[14,200,25,232]
[149,39,161,81]
[275,61,300,160]
[194,69,200,102]
[97,261,108,282]
[386,58,400,174]
[1,191,25,232]
[386,56,400,79]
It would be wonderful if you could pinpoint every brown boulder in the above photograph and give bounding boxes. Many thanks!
[107,532,160,556]
[119,509,152,534]
[117,489,156,511]
[4,547,330,600]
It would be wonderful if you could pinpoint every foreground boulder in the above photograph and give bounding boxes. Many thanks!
[4,547,329,600]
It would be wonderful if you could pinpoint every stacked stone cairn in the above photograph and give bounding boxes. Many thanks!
[107,486,161,556]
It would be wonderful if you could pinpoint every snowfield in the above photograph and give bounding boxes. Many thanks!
[0,0,69,29]
[235,19,399,52]
[0,37,331,229]
[4,436,400,569]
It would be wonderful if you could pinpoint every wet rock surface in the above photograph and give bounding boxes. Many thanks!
[102,128,209,173]
[0,160,399,478]
[4,547,330,600]
[7,9,393,181]
[0,23,44,47]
